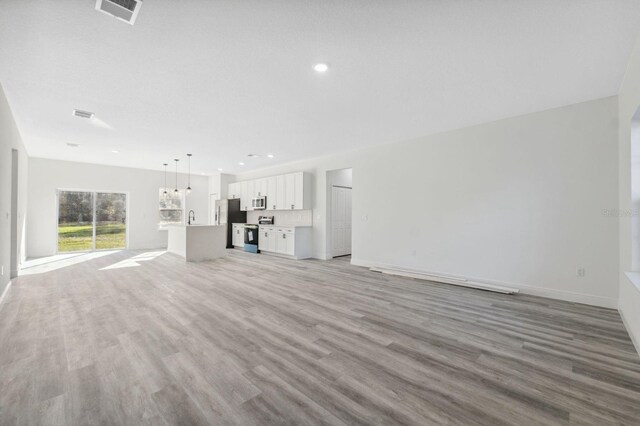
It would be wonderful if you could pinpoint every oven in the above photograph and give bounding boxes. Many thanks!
[244,224,259,253]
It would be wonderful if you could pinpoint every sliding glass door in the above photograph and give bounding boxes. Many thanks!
[57,190,127,252]
[57,191,94,252]
[96,193,127,249]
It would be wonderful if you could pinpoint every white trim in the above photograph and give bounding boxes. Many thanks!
[0,280,12,311]
[624,271,640,292]
[369,266,518,294]
[619,308,640,357]
[350,258,618,308]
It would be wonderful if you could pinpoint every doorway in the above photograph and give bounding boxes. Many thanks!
[10,149,18,278]
[327,168,353,258]
[57,190,128,252]
[332,186,352,257]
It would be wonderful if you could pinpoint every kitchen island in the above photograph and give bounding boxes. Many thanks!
[167,225,227,262]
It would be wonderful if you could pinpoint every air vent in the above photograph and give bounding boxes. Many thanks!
[95,0,142,25]
[72,109,95,119]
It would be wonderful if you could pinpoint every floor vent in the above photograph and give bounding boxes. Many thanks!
[95,0,142,25]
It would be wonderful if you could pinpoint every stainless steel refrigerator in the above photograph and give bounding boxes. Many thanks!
[214,198,246,248]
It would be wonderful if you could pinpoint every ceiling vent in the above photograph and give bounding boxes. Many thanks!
[72,109,95,119]
[95,0,142,25]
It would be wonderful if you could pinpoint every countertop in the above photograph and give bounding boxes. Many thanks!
[232,223,311,228]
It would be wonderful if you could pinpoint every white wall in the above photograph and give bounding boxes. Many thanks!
[0,83,28,297]
[236,96,619,308]
[618,34,640,351]
[27,158,208,258]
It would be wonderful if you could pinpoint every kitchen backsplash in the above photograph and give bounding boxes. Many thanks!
[247,210,313,227]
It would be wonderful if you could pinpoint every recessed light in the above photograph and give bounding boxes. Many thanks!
[314,63,329,73]
[201,173,206,175]
[238,162,245,166]
[218,168,223,171]
[66,142,79,147]
[267,154,274,158]
[111,150,119,154]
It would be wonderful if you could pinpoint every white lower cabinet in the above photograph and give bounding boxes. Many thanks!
[258,225,312,259]
[258,227,277,252]
[276,229,295,256]
[232,224,245,248]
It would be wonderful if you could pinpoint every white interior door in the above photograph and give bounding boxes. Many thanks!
[332,186,352,257]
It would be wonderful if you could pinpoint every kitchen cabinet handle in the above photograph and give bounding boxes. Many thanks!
[291,204,294,210]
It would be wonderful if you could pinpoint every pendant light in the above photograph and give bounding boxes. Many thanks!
[162,163,168,197]
[174,159,179,193]
[186,153,192,195]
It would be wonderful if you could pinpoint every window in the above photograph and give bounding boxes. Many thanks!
[159,188,184,226]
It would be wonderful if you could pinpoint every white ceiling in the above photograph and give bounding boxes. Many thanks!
[1,1,639,175]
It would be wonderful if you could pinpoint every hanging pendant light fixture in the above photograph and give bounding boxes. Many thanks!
[174,158,179,193]
[186,153,192,195]
[162,163,168,197]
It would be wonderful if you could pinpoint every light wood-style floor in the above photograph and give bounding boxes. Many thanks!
[1,249,639,425]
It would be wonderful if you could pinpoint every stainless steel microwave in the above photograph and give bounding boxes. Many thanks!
[251,196,266,210]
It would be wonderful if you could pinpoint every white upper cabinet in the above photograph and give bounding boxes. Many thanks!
[284,173,295,210]
[228,182,240,199]
[246,180,255,210]
[239,181,249,211]
[276,175,286,210]
[255,178,267,198]
[293,172,304,210]
[266,176,277,210]
[229,171,308,211]
[283,172,306,210]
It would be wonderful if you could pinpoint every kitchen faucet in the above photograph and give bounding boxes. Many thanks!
[188,210,195,225]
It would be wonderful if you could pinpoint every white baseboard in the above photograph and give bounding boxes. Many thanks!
[370,266,518,294]
[0,280,12,311]
[350,258,617,309]
[619,308,640,357]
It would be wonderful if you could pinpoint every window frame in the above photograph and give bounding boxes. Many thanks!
[159,188,185,229]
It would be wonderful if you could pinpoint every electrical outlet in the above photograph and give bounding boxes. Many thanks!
[576,267,585,278]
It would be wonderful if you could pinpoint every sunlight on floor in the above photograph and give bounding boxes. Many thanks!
[20,250,121,275]
[100,250,167,270]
